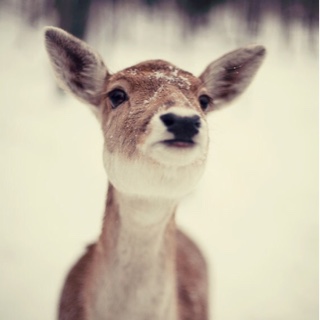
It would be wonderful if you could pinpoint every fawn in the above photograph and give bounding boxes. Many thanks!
[44,26,265,320]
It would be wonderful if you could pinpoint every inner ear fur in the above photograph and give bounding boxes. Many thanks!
[44,27,109,107]
[200,45,266,111]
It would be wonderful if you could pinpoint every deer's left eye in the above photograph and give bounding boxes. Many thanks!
[198,94,212,111]
[108,89,128,109]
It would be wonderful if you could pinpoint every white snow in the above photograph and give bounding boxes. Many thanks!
[0,7,318,320]
[152,70,190,89]
[143,85,164,105]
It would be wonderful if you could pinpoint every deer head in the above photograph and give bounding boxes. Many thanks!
[45,27,265,199]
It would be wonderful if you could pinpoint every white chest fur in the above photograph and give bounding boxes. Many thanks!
[92,193,178,320]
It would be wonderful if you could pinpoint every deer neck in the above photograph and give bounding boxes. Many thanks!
[95,184,179,320]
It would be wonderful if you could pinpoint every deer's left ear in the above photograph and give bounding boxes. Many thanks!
[44,27,109,108]
[200,45,266,111]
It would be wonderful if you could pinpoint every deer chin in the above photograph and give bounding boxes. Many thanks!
[143,140,207,167]
[103,149,207,199]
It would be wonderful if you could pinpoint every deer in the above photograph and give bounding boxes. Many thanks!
[44,26,266,320]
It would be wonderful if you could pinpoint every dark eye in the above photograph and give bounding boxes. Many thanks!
[108,89,127,109]
[198,95,211,111]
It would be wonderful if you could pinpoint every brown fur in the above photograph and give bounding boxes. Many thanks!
[59,217,208,320]
[101,61,205,157]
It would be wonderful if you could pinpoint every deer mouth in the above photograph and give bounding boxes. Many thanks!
[162,139,195,148]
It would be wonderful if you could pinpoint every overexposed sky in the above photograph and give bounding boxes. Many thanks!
[0,6,318,320]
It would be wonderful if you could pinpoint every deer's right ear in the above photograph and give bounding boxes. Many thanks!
[44,27,108,107]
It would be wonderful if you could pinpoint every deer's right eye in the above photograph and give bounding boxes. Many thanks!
[108,89,128,109]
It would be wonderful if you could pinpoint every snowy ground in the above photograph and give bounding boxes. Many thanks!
[0,7,318,320]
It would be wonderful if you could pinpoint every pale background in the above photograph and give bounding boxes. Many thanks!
[0,4,318,320]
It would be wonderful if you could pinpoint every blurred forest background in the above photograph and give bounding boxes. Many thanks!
[2,0,319,39]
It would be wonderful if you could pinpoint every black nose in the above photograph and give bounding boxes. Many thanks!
[160,113,201,140]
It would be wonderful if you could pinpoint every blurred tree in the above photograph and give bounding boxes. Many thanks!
[279,0,318,29]
[176,0,223,16]
[54,0,92,39]
[142,0,162,6]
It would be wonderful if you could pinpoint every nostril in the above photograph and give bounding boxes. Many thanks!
[192,116,201,129]
[160,113,176,127]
